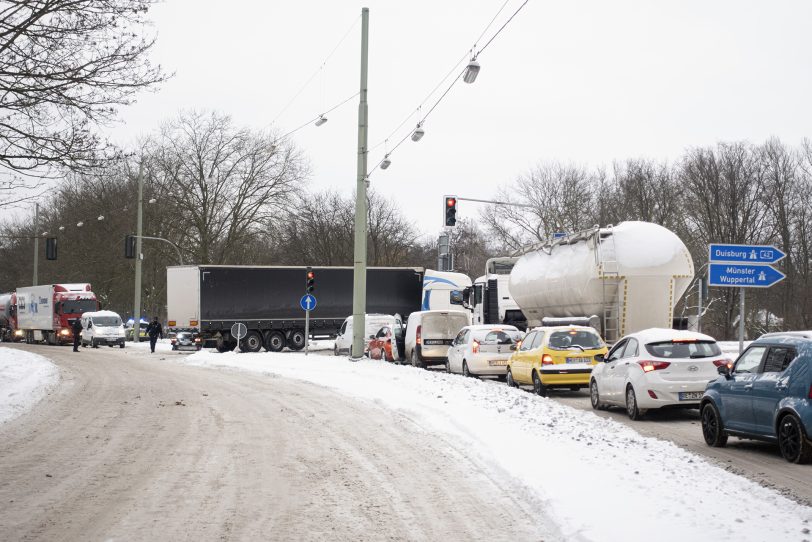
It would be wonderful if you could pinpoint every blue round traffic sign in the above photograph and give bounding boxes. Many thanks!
[300,294,317,311]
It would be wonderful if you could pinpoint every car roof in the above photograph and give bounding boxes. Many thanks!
[530,325,600,334]
[625,328,717,344]
[464,324,519,331]
[758,330,812,340]
[752,332,812,348]
[82,310,121,318]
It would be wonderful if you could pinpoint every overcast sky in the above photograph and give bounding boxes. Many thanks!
[106,0,812,237]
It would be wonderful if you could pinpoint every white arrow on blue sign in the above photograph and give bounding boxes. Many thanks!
[300,294,317,311]
[708,243,786,264]
[708,263,786,288]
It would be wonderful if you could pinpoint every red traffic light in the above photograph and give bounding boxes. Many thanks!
[446,197,456,207]
[307,271,315,279]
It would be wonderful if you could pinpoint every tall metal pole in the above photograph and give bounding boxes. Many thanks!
[132,162,144,340]
[32,203,39,286]
[696,277,703,333]
[738,289,745,354]
[350,7,369,360]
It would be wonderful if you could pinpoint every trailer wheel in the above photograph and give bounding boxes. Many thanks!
[265,331,286,352]
[288,329,306,351]
[241,331,263,353]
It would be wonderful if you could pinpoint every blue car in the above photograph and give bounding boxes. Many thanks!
[700,332,812,464]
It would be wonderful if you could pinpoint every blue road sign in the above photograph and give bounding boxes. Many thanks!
[552,232,567,239]
[300,294,317,311]
[708,263,786,288]
[708,243,786,264]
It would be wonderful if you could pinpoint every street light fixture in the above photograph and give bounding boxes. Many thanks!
[76,221,84,227]
[148,198,157,204]
[97,215,104,221]
[315,115,328,127]
[463,59,480,84]
[411,124,425,142]
[380,154,392,170]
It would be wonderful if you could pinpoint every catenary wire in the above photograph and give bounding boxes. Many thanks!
[271,14,361,126]
[278,92,360,140]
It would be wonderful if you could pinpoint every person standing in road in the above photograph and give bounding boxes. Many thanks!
[146,317,163,353]
[72,318,83,352]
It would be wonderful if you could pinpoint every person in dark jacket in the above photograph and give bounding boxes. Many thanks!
[145,317,163,353]
[72,318,83,352]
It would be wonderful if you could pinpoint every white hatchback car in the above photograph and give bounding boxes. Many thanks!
[446,324,522,377]
[589,328,727,419]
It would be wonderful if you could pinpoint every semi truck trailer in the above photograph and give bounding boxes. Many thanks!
[167,265,424,352]
[15,283,99,344]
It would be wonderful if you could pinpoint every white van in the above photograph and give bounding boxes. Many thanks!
[404,310,470,368]
[81,310,126,348]
[334,314,403,356]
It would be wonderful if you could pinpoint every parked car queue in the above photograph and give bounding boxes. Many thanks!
[357,312,812,465]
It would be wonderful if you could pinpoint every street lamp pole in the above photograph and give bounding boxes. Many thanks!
[32,203,39,286]
[350,7,369,360]
[132,161,144,340]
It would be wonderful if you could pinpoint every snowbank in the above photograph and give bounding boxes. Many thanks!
[179,350,811,542]
[0,347,59,424]
[127,338,334,354]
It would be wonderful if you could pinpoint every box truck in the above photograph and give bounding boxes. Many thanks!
[16,283,99,344]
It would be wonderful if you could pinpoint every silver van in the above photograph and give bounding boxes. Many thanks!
[404,310,470,368]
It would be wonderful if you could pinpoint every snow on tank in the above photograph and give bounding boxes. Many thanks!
[509,221,694,341]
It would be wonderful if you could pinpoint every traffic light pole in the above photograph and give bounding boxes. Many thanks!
[351,7,369,360]
[32,203,39,286]
[132,161,144,341]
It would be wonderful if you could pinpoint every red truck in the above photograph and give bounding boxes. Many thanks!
[0,292,20,342]
[15,284,99,345]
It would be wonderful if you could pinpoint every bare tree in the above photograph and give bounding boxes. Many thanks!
[481,162,599,250]
[148,111,307,265]
[0,0,167,206]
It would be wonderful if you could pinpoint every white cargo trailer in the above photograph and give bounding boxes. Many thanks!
[509,221,694,343]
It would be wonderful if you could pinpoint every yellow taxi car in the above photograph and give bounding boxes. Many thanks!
[506,325,608,396]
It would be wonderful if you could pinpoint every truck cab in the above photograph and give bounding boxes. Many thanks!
[466,257,526,330]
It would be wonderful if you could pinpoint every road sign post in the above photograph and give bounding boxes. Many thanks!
[230,322,247,352]
[300,294,317,356]
[708,243,786,353]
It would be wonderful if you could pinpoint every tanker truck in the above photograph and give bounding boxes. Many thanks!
[0,292,19,342]
[509,221,694,343]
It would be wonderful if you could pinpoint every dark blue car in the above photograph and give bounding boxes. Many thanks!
[700,332,812,464]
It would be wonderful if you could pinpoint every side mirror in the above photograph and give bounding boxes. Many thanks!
[369,334,376,340]
[717,364,731,378]
[594,354,605,362]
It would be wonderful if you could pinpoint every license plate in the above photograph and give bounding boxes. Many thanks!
[488,359,508,366]
[679,391,703,401]
[566,357,590,364]
[423,339,447,345]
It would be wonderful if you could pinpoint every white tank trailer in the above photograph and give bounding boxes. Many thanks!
[509,221,694,342]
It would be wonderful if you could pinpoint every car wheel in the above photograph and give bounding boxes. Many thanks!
[590,379,605,410]
[411,350,423,369]
[334,344,340,356]
[462,361,474,378]
[265,331,286,352]
[778,414,812,464]
[701,402,728,448]
[216,341,232,353]
[506,368,517,388]
[119,343,125,349]
[241,331,263,353]
[288,329,306,351]
[532,371,547,397]
[625,385,645,420]
[445,359,451,373]
[91,339,98,349]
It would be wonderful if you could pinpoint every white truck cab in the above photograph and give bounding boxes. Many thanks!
[422,270,472,311]
[467,257,526,330]
[81,310,126,348]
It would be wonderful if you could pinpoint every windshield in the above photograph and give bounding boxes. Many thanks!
[548,330,603,350]
[645,340,721,359]
[93,316,121,326]
[487,260,515,275]
[422,313,469,338]
[61,299,97,314]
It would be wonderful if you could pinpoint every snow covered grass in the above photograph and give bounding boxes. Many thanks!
[179,350,811,542]
[127,338,335,353]
[0,347,59,424]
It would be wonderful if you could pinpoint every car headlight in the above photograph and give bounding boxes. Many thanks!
[14,330,23,336]
[60,329,70,336]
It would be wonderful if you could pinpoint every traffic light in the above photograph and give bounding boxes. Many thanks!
[45,237,57,260]
[444,196,457,227]
[306,267,315,293]
[124,235,136,259]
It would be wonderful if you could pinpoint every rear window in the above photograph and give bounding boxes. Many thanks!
[548,330,603,350]
[92,316,121,326]
[422,313,469,337]
[480,330,522,344]
[645,340,721,359]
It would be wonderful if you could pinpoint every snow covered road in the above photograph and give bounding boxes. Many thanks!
[0,346,59,424]
[179,348,812,542]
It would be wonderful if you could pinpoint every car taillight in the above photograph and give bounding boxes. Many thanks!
[542,354,553,365]
[194,338,201,343]
[637,360,671,372]
[711,359,728,368]
[472,340,480,354]
[416,325,421,345]
[171,339,176,344]
[808,384,812,400]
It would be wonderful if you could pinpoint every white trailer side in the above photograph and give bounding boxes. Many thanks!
[167,266,201,330]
